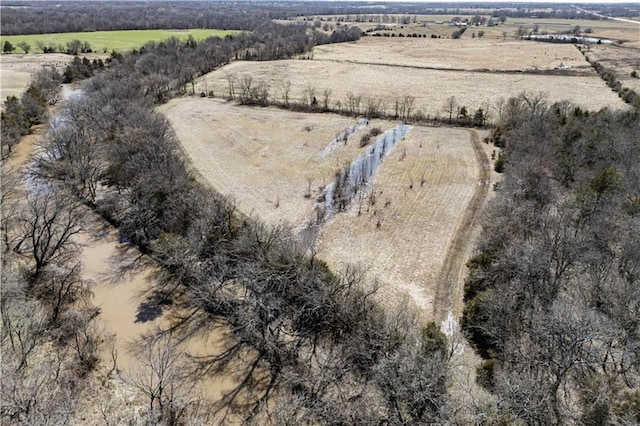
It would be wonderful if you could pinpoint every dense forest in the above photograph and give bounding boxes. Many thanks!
[464,96,640,423]
[2,2,639,424]
[1,1,622,36]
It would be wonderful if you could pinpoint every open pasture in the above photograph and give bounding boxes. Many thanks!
[162,99,487,319]
[0,53,73,100]
[316,126,483,317]
[587,44,640,93]
[1,29,239,54]
[160,98,394,227]
[501,17,640,45]
[311,37,590,73]
[197,53,625,121]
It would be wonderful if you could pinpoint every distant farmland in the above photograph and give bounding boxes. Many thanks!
[1,29,240,53]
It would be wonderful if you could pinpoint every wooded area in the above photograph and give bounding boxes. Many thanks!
[2,1,639,424]
[464,94,640,423]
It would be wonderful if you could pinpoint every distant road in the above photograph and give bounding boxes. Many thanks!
[575,7,640,25]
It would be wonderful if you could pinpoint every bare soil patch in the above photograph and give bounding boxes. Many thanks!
[0,53,73,100]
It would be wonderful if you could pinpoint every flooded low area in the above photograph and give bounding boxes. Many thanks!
[319,122,412,219]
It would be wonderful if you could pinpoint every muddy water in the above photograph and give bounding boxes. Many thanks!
[80,225,158,371]
[81,222,238,403]
[5,83,239,407]
[4,128,43,171]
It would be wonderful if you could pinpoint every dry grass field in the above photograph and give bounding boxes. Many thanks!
[311,37,590,72]
[160,98,396,227]
[587,44,640,93]
[0,53,73,100]
[194,35,631,121]
[162,98,490,321]
[197,57,624,120]
[316,126,485,318]
[502,17,640,45]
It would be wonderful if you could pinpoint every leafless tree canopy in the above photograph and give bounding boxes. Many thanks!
[463,94,640,423]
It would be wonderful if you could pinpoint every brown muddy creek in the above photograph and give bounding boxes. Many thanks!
[9,84,239,409]
[79,220,238,404]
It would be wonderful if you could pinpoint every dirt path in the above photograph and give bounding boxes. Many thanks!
[433,129,490,323]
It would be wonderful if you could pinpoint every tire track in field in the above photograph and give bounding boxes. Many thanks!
[432,129,490,323]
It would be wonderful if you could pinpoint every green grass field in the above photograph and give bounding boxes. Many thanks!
[1,29,241,53]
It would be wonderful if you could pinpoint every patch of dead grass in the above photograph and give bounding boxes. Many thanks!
[0,53,73,100]
[160,98,395,227]
[162,99,485,319]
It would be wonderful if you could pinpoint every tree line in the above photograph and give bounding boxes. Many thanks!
[1,1,478,36]
[463,93,640,423]
[579,47,640,109]
[4,1,618,37]
[1,1,288,35]
[223,73,489,128]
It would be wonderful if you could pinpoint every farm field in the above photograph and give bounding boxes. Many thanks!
[316,126,489,318]
[162,98,490,320]
[311,37,590,72]
[159,98,393,227]
[0,29,240,53]
[500,17,640,45]
[0,53,74,100]
[587,44,640,93]
[290,14,640,43]
[197,55,625,121]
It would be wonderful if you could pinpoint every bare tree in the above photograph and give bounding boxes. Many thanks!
[365,97,382,118]
[127,330,199,425]
[1,166,21,252]
[281,79,291,107]
[321,88,332,111]
[1,347,81,425]
[346,92,361,116]
[33,262,92,325]
[1,291,47,371]
[444,96,457,124]
[238,74,254,104]
[225,73,236,100]
[402,95,416,121]
[14,190,85,276]
[304,84,316,108]
[36,122,105,204]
